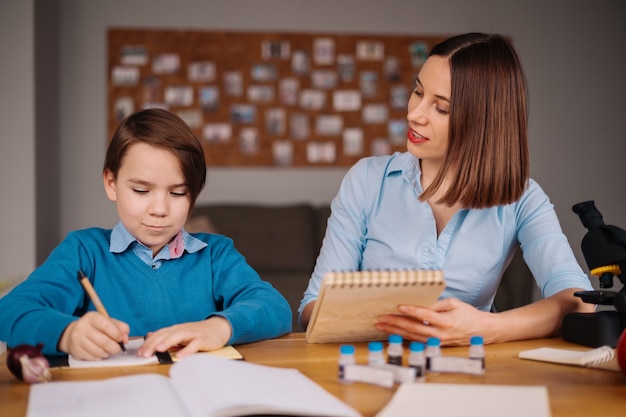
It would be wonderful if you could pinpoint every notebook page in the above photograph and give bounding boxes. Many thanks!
[169,353,361,417]
[27,374,185,417]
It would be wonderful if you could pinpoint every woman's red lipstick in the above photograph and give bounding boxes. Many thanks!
[408,129,428,144]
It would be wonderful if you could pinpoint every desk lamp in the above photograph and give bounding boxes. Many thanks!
[562,201,626,347]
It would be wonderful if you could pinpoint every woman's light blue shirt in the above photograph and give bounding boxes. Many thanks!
[299,152,592,319]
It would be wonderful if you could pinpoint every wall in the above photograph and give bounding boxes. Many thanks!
[6,1,626,294]
[0,0,36,291]
[35,0,61,270]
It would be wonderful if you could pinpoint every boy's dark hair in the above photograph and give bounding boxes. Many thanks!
[421,33,529,208]
[104,108,207,212]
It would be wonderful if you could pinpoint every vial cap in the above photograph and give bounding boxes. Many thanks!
[340,344,355,354]
[426,337,440,347]
[470,336,484,345]
[389,334,403,344]
[368,341,384,352]
[409,341,425,352]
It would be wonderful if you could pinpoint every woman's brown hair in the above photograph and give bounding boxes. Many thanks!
[420,33,529,208]
[103,108,207,212]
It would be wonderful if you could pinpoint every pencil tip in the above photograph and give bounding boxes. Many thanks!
[77,270,86,281]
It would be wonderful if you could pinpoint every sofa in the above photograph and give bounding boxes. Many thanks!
[186,203,534,331]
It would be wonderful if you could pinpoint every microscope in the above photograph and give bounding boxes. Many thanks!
[562,200,626,347]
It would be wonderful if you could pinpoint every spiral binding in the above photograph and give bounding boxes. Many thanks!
[324,270,445,288]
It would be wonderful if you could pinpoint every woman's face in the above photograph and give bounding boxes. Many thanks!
[406,55,451,166]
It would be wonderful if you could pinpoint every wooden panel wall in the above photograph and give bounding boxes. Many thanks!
[108,29,446,167]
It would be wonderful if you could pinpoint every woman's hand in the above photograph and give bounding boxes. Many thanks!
[137,316,232,359]
[58,311,130,360]
[375,298,496,346]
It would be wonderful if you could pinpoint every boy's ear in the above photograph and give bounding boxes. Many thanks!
[103,169,117,202]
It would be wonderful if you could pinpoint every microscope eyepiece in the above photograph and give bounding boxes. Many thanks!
[573,200,605,230]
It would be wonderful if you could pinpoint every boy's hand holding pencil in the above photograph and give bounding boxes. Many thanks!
[56,271,130,361]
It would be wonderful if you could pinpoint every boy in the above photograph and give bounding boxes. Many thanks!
[0,108,291,360]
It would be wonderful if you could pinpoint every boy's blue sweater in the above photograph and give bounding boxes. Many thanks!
[0,228,292,355]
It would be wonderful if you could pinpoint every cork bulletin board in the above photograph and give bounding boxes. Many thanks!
[107,28,447,167]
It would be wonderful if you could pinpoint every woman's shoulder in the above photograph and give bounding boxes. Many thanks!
[346,152,414,180]
[352,151,411,168]
[472,180,551,216]
[509,178,555,219]
[519,178,550,204]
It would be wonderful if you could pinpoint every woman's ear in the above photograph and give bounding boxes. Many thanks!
[103,169,117,202]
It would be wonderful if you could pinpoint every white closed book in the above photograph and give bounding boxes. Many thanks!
[518,345,620,371]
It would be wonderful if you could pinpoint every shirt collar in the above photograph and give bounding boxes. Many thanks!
[109,221,207,256]
[387,152,422,191]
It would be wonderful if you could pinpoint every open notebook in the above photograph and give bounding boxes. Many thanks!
[27,354,361,417]
[306,270,446,343]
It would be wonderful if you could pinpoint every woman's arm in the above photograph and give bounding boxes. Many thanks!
[300,301,316,329]
[298,158,375,325]
[487,288,594,343]
[376,288,594,345]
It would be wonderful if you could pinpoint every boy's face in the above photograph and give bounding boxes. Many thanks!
[103,142,191,257]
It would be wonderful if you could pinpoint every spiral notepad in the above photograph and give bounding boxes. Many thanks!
[305,270,446,343]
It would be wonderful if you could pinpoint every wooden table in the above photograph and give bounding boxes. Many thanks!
[1,333,625,417]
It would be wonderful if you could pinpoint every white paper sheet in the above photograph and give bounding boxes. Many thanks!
[68,338,159,368]
[375,383,551,417]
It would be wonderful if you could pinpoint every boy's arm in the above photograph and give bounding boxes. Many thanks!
[209,237,292,344]
[0,231,96,355]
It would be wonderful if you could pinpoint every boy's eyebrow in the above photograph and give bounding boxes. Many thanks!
[127,178,149,184]
[415,76,450,102]
[126,178,188,188]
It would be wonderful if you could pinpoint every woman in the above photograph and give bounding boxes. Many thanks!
[299,33,594,345]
